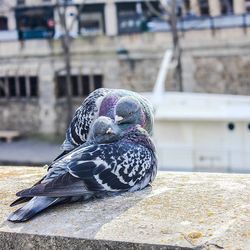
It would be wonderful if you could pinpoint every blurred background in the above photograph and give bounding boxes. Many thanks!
[0,0,250,173]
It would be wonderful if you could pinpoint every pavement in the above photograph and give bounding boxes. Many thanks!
[0,168,250,249]
[0,139,62,166]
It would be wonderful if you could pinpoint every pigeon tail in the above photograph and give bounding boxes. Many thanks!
[8,196,63,222]
[10,197,32,207]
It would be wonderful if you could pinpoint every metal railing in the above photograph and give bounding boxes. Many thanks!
[147,14,250,33]
[1,13,250,42]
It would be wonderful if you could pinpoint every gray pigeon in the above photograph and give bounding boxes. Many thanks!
[8,118,157,222]
[10,94,154,207]
[62,88,154,155]
[8,116,121,207]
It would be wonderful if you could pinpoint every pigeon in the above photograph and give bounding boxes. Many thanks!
[8,118,157,222]
[61,88,154,155]
[10,94,154,207]
[9,116,122,208]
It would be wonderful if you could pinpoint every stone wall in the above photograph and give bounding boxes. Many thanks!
[119,57,160,92]
[0,101,40,133]
[0,28,250,134]
[193,55,250,95]
[182,42,250,95]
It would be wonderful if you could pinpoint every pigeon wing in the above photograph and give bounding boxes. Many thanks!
[62,88,109,151]
[68,142,156,192]
[15,145,96,198]
[16,142,155,198]
[16,172,94,198]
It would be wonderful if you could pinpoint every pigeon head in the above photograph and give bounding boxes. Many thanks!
[115,96,145,127]
[89,116,121,144]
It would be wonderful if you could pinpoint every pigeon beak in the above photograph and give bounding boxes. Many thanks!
[106,127,113,134]
[115,115,124,123]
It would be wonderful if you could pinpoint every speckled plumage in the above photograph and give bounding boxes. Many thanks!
[8,120,157,222]
[62,88,154,152]
[62,88,110,151]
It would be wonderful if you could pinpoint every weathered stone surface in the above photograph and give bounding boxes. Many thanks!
[0,101,40,133]
[194,55,250,95]
[0,167,250,249]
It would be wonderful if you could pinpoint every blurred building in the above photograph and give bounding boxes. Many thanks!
[1,0,250,38]
[0,0,250,136]
[146,92,250,172]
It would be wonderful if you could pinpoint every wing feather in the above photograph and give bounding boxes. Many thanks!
[16,172,94,198]
[62,88,109,151]
[16,141,156,198]
[68,141,156,192]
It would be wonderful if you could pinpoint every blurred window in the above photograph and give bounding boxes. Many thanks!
[116,1,161,34]
[246,0,250,12]
[93,75,103,90]
[220,0,234,15]
[81,75,90,96]
[0,77,6,97]
[79,13,104,36]
[184,0,191,13]
[30,76,38,97]
[71,75,79,97]
[19,76,26,97]
[56,74,103,98]
[8,77,16,97]
[56,75,67,98]
[79,4,105,36]
[0,76,38,99]
[199,0,209,15]
[17,0,25,5]
[15,6,54,40]
[0,16,8,31]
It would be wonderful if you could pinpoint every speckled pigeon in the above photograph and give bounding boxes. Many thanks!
[8,118,157,222]
[9,94,154,207]
[62,88,154,154]
[9,116,122,208]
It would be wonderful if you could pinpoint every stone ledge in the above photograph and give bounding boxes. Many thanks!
[0,167,250,249]
[0,232,188,250]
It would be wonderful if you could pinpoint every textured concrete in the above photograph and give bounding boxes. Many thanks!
[0,167,250,249]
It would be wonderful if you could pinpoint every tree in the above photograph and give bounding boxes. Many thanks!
[55,0,86,125]
[145,0,184,91]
